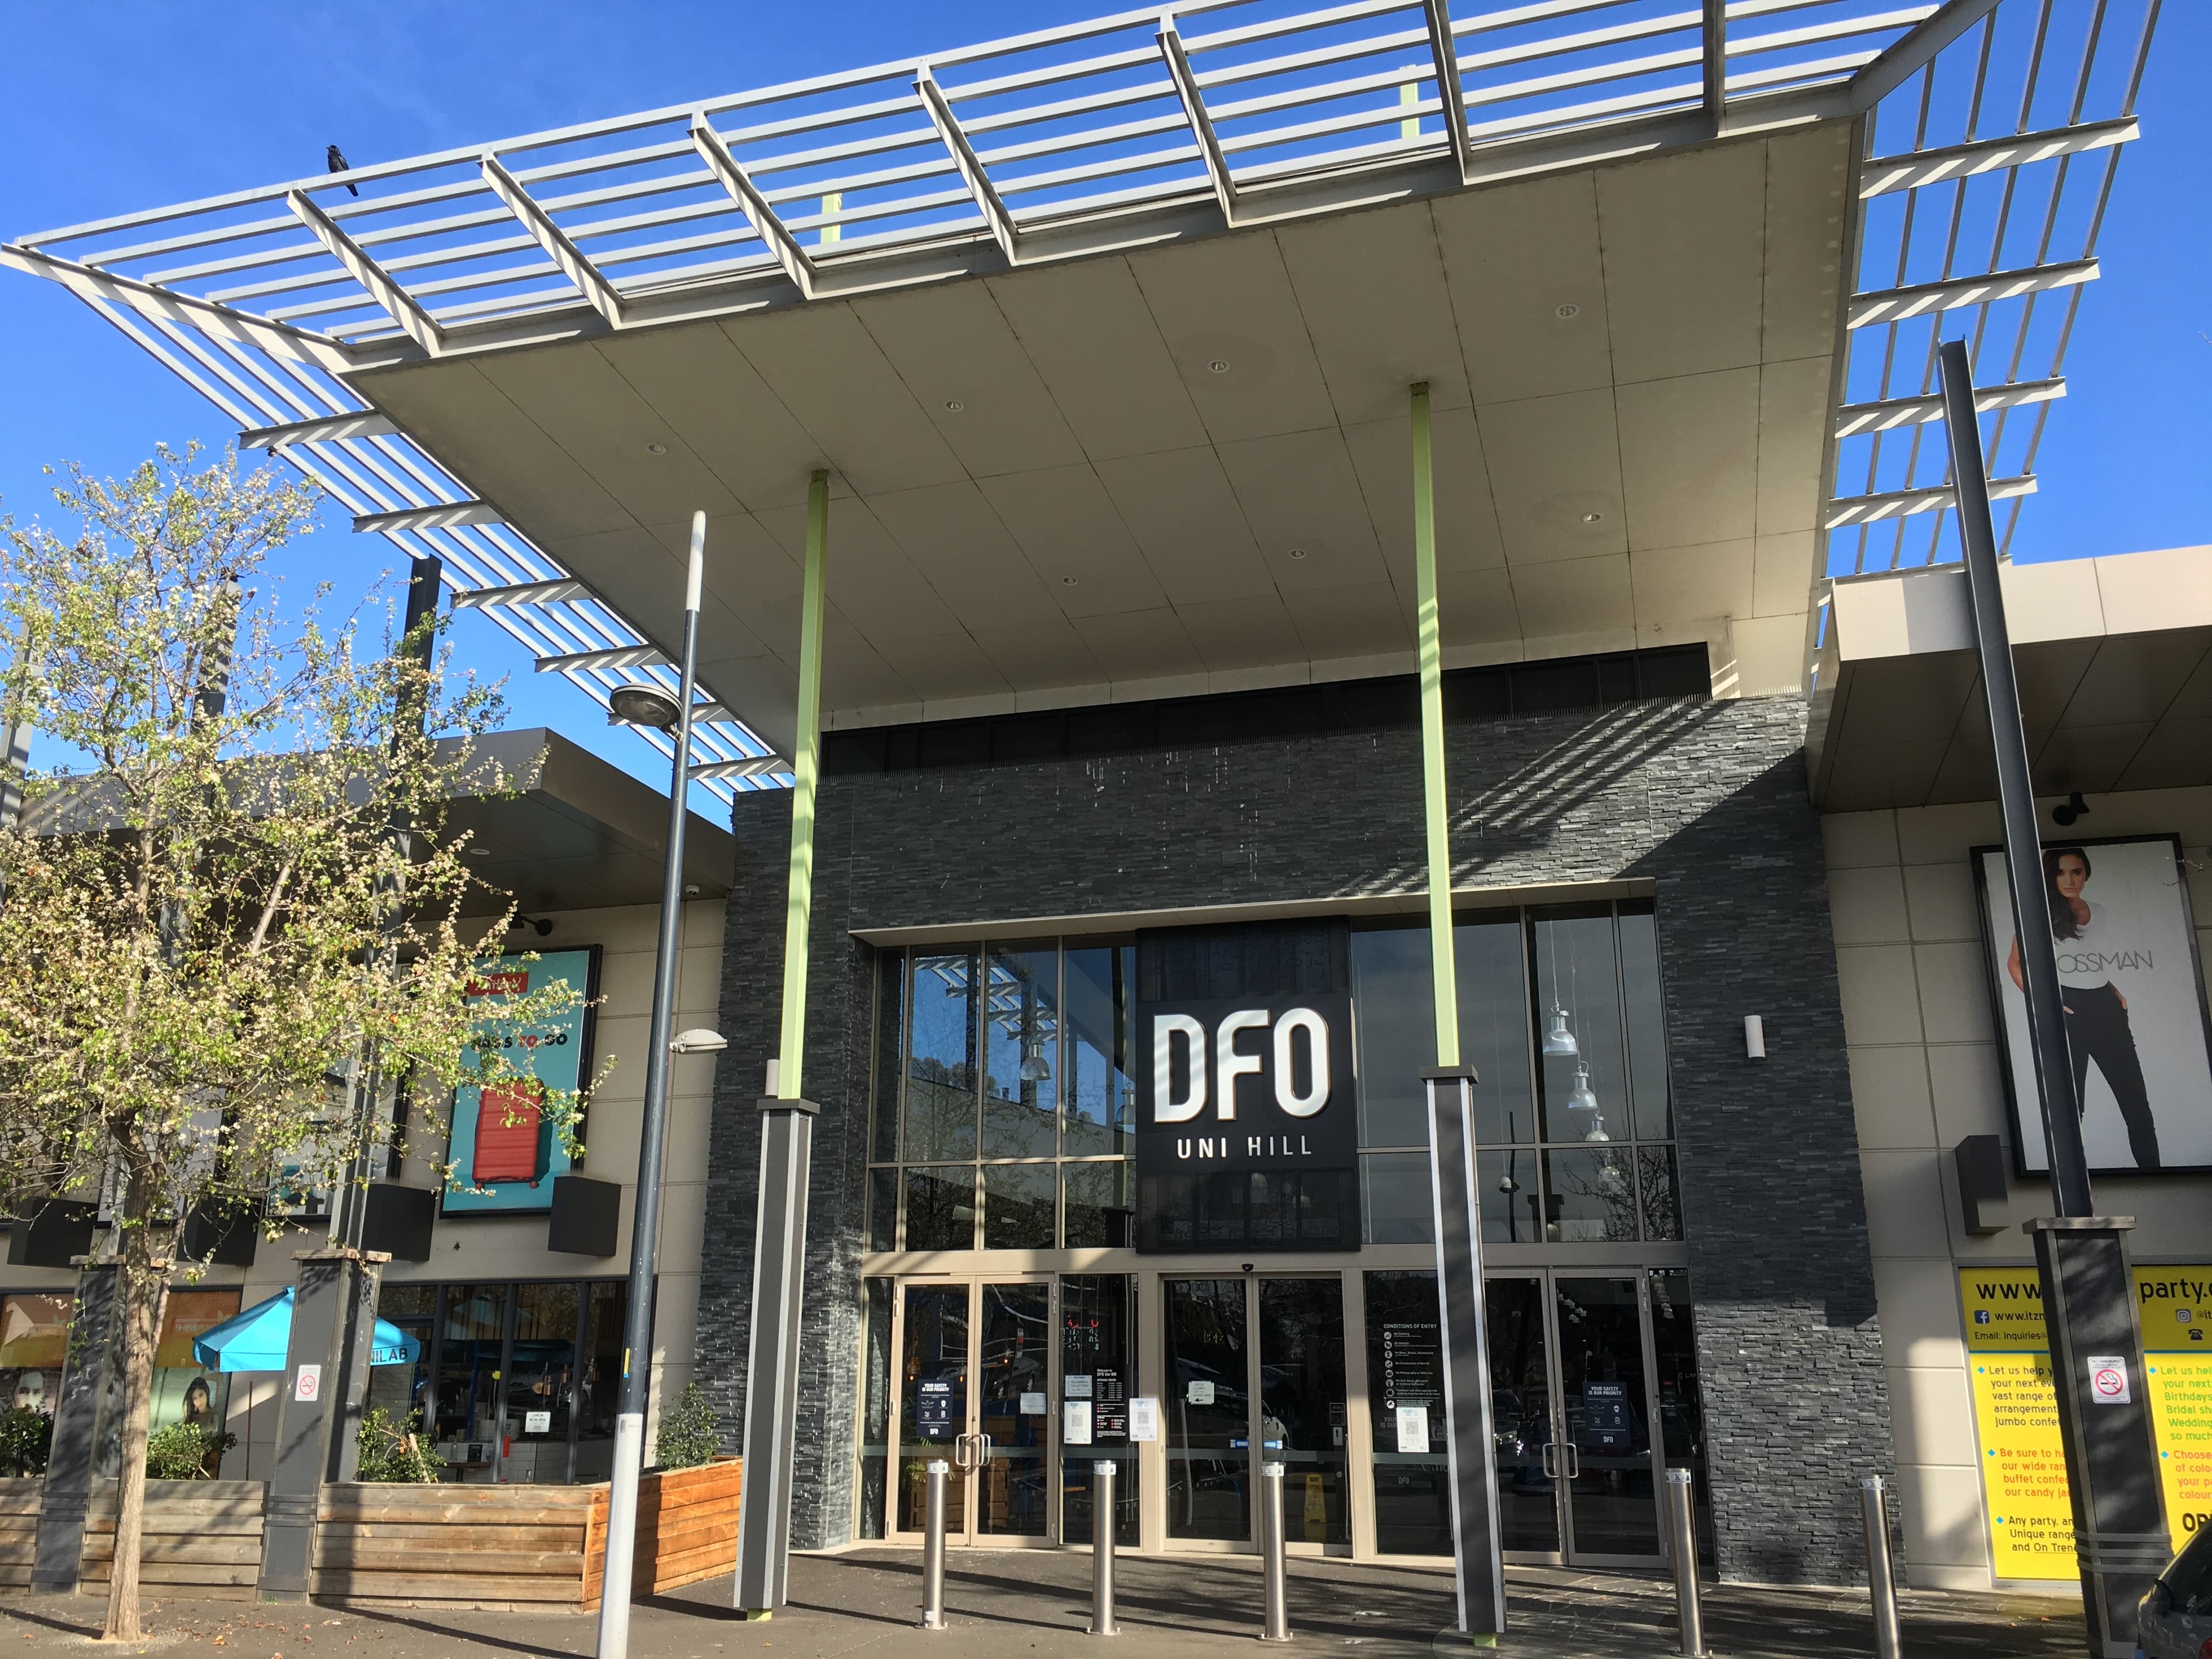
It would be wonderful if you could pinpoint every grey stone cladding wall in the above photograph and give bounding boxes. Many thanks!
[696,689,1893,1584]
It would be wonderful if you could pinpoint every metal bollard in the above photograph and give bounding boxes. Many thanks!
[1259,1461,1291,1642]
[1861,1475,1902,1659]
[920,1460,949,1630]
[1664,1469,1706,1657]
[1089,1459,1119,1636]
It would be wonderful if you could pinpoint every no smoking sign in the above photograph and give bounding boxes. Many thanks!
[2085,1355,2133,1405]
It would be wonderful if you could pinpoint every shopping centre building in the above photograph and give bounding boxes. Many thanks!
[5,0,2202,1601]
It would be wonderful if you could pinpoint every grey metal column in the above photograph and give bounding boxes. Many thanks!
[733,1096,817,1614]
[919,1459,949,1630]
[257,1248,384,1600]
[1260,1461,1291,1642]
[1940,339,2167,1659]
[1424,1066,1505,1645]
[1861,1475,1901,1659]
[1089,1459,1119,1635]
[1665,1469,1705,1658]
[31,1263,119,1593]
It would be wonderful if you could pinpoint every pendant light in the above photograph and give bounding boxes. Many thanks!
[1542,1006,1579,1057]
[1566,1063,1599,1118]
[1018,1034,1051,1083]
[1584,1112,1612,1145]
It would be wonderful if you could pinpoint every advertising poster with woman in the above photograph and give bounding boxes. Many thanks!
[443,948,599,1215]
[1976,835,2212,1175]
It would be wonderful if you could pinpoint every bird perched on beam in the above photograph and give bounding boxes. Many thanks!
[327,144,358,196]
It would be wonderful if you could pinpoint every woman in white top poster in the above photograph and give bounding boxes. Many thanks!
[2007,845,2161,1171]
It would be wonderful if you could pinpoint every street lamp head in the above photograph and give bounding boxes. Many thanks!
[671,1028,728,1054]
[608,684,683,729]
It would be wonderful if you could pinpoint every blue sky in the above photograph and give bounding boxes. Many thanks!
[2,1,2207,794]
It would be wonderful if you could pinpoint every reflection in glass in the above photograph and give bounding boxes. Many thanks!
[904,950,979,1162]
[1483,1147,1541,1244]
[976,1282,1051,1536]
[982,1162,1055,1251]
[510,1281,579,1451]
[1359,1152,1433,1245]
[1365,1271,1451,1556]
[1063,946,1135,1157]
[1638,1147,1683,1241]
[1062,1160,1132,1248]
[1541,1149,1639,1243]
[1529,908,1624,1145]
[897,1285,969,1533]
[1164,1278,1249,1541]
[1062,1275,1139,1546]
[431,1283,507,1474]
[367,1284,435,1431]
[904,1167,975,1252]
[1619,904,1672,1142]
[1257,1278,1349,1546]
[1552,1277,1658,1557]
[868,1168,898,1252]
[983,944,1059,1158]
[1649,1269,1713,1567]
[859,1279,892,1539]
[1483,1278,1559,1555]
[874,952,907,1162]
[1455,915,1536,1145]
[1351,919,1536,1150]
[575,1282,626,1479]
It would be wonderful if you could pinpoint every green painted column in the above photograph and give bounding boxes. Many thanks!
[1412,382,1460,1067]
[777,470,829,1099]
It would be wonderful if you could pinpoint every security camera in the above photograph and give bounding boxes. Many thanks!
[2052,791,2090,827]
[1241,1262,1254,1273]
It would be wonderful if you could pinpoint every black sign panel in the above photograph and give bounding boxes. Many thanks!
[1133,988,1359,1252]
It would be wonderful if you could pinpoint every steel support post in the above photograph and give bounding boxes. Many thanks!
[31,1263,118,1594]
[1260,1461,1291,1642]
[1089,1458,1119,1635]
[1861,1475,1902,1659]
[734,471,829,1617]
[1425,1068,1505,1643]
[596,518,707,1659]
[920,1460,949,1629]
[1666,1469,1705,1657]
[259,1248,384,1600]
[1938,339,2166,1659]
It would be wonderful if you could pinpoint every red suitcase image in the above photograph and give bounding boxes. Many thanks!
[472,1080,550,1185]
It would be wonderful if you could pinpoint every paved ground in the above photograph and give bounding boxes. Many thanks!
[0,1548,2086,1658]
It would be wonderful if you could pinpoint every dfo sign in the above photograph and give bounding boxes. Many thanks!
[1133,990,1359,1250]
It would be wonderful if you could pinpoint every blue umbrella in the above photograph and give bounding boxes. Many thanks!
[191,1288,421,1372]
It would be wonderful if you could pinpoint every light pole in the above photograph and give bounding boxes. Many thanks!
[596,511,722,1659]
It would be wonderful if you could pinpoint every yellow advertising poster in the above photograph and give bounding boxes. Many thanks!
[1960,1266,2212,1582]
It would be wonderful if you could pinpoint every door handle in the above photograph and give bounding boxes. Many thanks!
[952,1431,981,1474]
[1540,1442,1558,1478]
[1563,1442,1581,1479]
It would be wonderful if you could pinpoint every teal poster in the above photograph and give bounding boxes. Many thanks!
[443,948,597,1215]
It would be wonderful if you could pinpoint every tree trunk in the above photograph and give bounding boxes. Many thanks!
[101,1219,169,1642]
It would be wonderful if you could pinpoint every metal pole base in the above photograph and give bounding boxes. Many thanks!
[1665,1468,1707,1658]
[920,1459,949,1630]
[1089,1459,1119,1635]
[1260,1463,1291,1642]
[1861,1475,1902,1659]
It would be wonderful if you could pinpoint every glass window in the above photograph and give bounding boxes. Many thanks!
[1638,1147,1683,1241]
[1619,904,1672,1142]
[1529,907,1626,1145]
[905,950,979,1162]
[1540,1148,1639,1243]
[1359,1152,1433,1245]
[867,1168,898,1252]
[431,1283,507,1471]
[1063,945,1134,1157]
[873,952,907,1163]
[1062,1274,1139,1546]
[981,1162,1055,1251]
[983,943,1059,1159]
[575,1282,627,1481]
[1456,914,1537,1146]
[1,1293,71,1425]
[368,1283,437,1432]
[1351,918,1537,1150]
[509,1282,579,1480]
[1649,1270,1713,1568]
[905,1167,975,1252]
[859,1279,893,1540]
[1063,1160,1132,1248]
[1365,1271,1450,1556]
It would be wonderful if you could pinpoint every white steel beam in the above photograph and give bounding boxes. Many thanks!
[1824,474,2035,528]
[536,645,670,674]
[0,242,358,374]
[1418,0,1472,183]
[1157,24,1240,225]
[353,499,502,535]
[1859,117,2139,198]
[450,577,591,610]
[286,190,446,355]
[238,410,399,449]
[914,70,1023,263]
[1847,258,2097,328]
[1834,378,2064,438]
[689,118,819,300]
[690,755,788,781]
[1847,0,2002,112]
[480,155,627,327]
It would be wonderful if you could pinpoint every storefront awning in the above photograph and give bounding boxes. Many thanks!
[190,1288,420,1373]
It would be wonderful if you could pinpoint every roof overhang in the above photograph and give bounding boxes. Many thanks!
[1806,546,2212,810]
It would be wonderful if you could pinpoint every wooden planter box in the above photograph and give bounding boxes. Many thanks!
[315,1457,741,1612]
[81,1479,267,1601]
[0,1479,38,1590]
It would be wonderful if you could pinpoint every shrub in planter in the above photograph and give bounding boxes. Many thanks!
[654,1381,721,1471]
[143,1421,234,1480]
[355,1407,444,1483]
[0,1405,52,1475]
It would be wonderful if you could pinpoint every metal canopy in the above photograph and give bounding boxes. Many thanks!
[2,0,2158,767]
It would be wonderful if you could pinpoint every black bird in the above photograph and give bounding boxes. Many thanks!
[327,144,358,196]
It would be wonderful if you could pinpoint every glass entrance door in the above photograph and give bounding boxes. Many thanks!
[1484,1270,1665,1567]
[1163,1275,1349,1551]
[891,1279,1055,1547]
